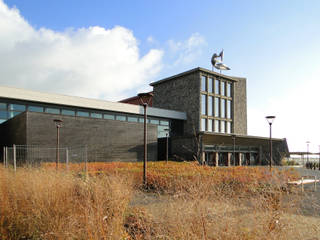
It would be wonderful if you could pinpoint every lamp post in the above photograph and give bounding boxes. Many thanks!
[138,92,153,185]
[231,134,236,166]
[164,128,169,164]
[53,119,63,171]
[266,116,275,170]
[306,141,310,165]
[318,145,320,171]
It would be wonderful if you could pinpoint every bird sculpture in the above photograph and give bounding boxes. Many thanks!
[211,50,230,71]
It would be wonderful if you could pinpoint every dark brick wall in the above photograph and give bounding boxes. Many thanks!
[153,71,200,136]
[233,78,247,134]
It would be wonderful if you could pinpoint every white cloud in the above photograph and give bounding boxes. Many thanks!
[167,33,206,65]
[0,1,163,101]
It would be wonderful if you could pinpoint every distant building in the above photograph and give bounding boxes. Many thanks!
[0,66,288,165]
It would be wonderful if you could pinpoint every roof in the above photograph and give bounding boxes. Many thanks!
[150,67,244,86]
[0,85,187,120]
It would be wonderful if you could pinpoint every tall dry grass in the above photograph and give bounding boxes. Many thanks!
[0,166,133,239]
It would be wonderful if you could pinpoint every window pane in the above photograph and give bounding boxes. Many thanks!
[9,104,25,111]
[221,82,225,96]
[201,118,206,131]
[227,83,232,97]
[201,76,206,91]
[128,116,138,122]
[0,110,7,119]
[208,78,213,93]
[104,114,115,120]
[214,97,219,117]
[0,103,7,109]
[227,100,231,119]
[160,120,169,126]
[220,120,225,133]
[201,94,207,115]
[77,111,89,117]
[208,96,213,116]
[226,122,231,133]
[116,115,126,121]
[61,109,75,116]
[91,113,102,119]
[139,118,150,123]
[28,106,44,112]
[150,119,159,125]
[8,111,21,118]
[215,79,220,94]
[46,108,60,114]
[221,99,226,118]
[214,120,219,133]
[208,119,213,132]
[0,119,6,124]
[158,125,169,138]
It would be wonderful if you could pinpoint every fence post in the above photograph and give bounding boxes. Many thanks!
[66,148,69,171]
[85,145,88,178]
[13,144,16,172]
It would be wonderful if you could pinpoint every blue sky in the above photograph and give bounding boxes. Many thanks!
[1,0,320,152]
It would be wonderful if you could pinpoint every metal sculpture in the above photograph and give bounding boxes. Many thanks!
[211,50,230,71]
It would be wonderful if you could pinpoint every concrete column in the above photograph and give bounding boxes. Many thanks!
[227,153,231,167]
[214,152,219,167]
[201,152,205,165]
[238,153,242,166]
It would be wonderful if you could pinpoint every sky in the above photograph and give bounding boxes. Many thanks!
[1,0,320,152]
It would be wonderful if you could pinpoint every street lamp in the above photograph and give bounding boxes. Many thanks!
[138,92,153,185]
[164,128,170,164]
[266,116,275,170]
[53,119,63,171]
[318,145,320,171]
[306,141,310,165]
[231,134,236,166]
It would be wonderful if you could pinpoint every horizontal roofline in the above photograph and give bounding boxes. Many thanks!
[0,85,186,120]
[150,67,243,86]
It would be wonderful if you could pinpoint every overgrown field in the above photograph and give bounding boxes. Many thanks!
[1,162,319,239]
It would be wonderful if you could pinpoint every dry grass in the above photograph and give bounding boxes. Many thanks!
[1,162,319,240]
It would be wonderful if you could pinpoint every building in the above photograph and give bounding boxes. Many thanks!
[0,66,289,165]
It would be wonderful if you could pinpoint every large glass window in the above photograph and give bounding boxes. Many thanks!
[227,83,232,97]
[61,109,75,116]
[104,114,115,120]
[139,118,150,123]
[77,111,89,117]
[214,120,219,133]
[28,106,44,112]
[226,122,231,133]
[208,96,213,116]
[214,97,219,117]
[221,99,226,118]
[201,94,207,115]
[128,116,138,122]
[160,120,169,126]
[0,110,7,119]
[150,119,159,125]
[221,82,225,96]
[208,78,213,93]
[215,79,220,94]
[201,76,206,91]
[201,118,206,131]
[46,108,60,114]
[227,100,231,119]
[116,115,126,121]
[0,103,7,109]
[9,104,25,111]
[220,120,225,133]
[158,125,169,138]
[8,111,21,118]
[91,113,102,119]
[208,119,213,132]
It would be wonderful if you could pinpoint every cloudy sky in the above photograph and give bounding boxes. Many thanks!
[1,0,320,152]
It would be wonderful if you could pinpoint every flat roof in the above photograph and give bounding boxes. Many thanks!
[0,85,187,120]
[150,67,244,86]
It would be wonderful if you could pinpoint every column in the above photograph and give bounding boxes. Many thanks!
[227,153,231,167]
[214,152,219,167]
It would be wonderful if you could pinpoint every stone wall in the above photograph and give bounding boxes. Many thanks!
[233,77,247,134]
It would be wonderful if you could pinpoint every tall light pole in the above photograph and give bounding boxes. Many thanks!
[318,145,320,170]
[231,134,236,166]
[266,116,275,170]
[53,119,63,171]
[138,92,153,185]
[164,128,170,164]
[306,141,310,165]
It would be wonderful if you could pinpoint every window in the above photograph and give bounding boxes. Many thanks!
[46,108,60,114]
[221,99,226,118]
[208,78,213,93]
[220,120,225,133]
[201,118,206,131]
[158,125,169,138]
[104,114,115,120]
[77,111,89,117]
[91,113,102,119]
[214,120,219,133]
[215,79,220,94]
[226,122,231,133]
[201,94,207,115]
[128,116,138,122]
[227,100,231,119]
[8,111,21,118]
[221,82,225,96]
[0,103,7,109]
[28,106,44,112]
[208,96,213,116]
[214,97,219,117]
[208,119,213,132]
[9,104,25,111]
[116,115,126,121]
[139,118,150,123]
[201,76,206,91]
[0,119,6,124]
[160,120,169,126]
[0,110,7,119]
[227,83,232,97]
[61,109,75,116]
[150,119,159,125]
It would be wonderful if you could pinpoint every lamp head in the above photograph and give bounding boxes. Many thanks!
[53,119,63,128]
[266,116,276,124]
